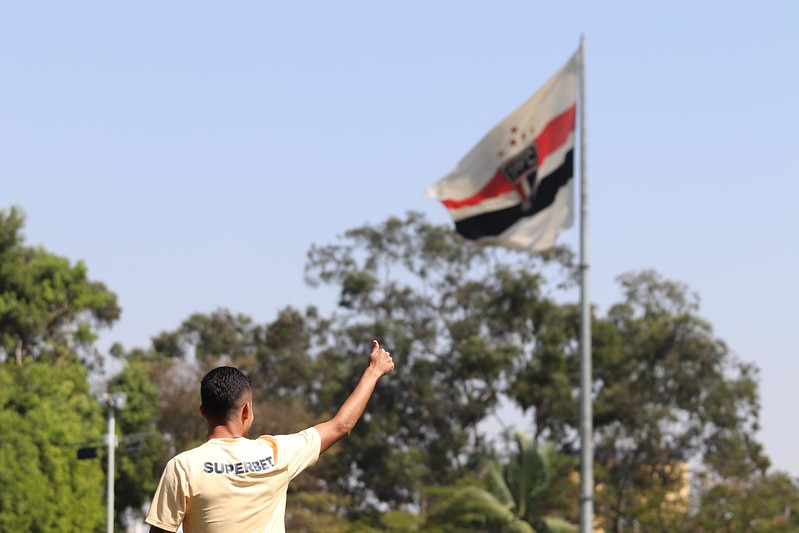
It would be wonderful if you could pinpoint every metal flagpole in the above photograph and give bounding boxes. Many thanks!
[578,36,594,533]
[103,392,127,533]
[107,400,116,533]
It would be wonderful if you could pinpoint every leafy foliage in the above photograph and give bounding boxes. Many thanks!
[0,206,119,366]
[0,206,122,529]
[0,362,105,531]
[589,271,768,530]
[422,434,575,533]
[691,472,799,531]
[304,212,572,508]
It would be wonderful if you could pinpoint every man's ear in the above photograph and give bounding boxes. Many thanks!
[241,400,252,422]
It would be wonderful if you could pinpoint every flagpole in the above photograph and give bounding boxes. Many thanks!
[577,35,594,533]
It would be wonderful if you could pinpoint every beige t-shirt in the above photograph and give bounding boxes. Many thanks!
[146,428,321,533]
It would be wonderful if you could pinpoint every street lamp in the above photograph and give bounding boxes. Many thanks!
[102,392,127,533]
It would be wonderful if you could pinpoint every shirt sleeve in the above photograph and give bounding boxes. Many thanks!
[272,427,322,480]
[145,457,189,531]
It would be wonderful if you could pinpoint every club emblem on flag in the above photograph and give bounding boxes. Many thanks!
[501,137,539,211]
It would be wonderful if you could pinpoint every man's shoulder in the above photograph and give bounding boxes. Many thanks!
[263,427,320,440]
[259,428,320,448]
[269,428,321,458]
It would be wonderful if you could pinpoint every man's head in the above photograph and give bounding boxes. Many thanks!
[200,367,253,432]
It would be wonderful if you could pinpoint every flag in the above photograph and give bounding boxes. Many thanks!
[427,51,579,251]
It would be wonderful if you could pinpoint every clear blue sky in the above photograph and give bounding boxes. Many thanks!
[3,2,797,476]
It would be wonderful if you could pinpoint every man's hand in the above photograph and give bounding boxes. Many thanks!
[369,340,395,377]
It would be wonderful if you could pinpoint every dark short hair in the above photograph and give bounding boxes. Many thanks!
[201,367,251,419]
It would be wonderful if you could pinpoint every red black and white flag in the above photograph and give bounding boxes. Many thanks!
[427,51,579,251]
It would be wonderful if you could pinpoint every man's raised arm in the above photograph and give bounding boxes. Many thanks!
[314,340,394,454]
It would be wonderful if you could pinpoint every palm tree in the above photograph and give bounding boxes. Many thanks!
[423,432,577,533]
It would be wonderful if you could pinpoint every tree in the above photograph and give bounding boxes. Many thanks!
[586,271,767,531]
[0,206,120,366]
[692,472,799,532]
[304,212,774,530]
[422,433,576,533]
[304,211,574,510]
[0,361,105,531]
[0,205,121,530]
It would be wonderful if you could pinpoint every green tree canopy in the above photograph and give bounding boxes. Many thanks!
[0,206,119,366]
[0,361,105,531]
[303,212,780,529]
[0,205,122,530]
[692,471,799,532]
[304,211,576,509]
[585,271,768,530]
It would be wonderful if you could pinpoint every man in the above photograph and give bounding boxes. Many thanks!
[146,339,395,533]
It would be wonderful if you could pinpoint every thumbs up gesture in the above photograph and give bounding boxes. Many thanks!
[369,340,395,377]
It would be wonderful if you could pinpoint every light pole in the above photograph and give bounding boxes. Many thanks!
[102,392,127,533]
